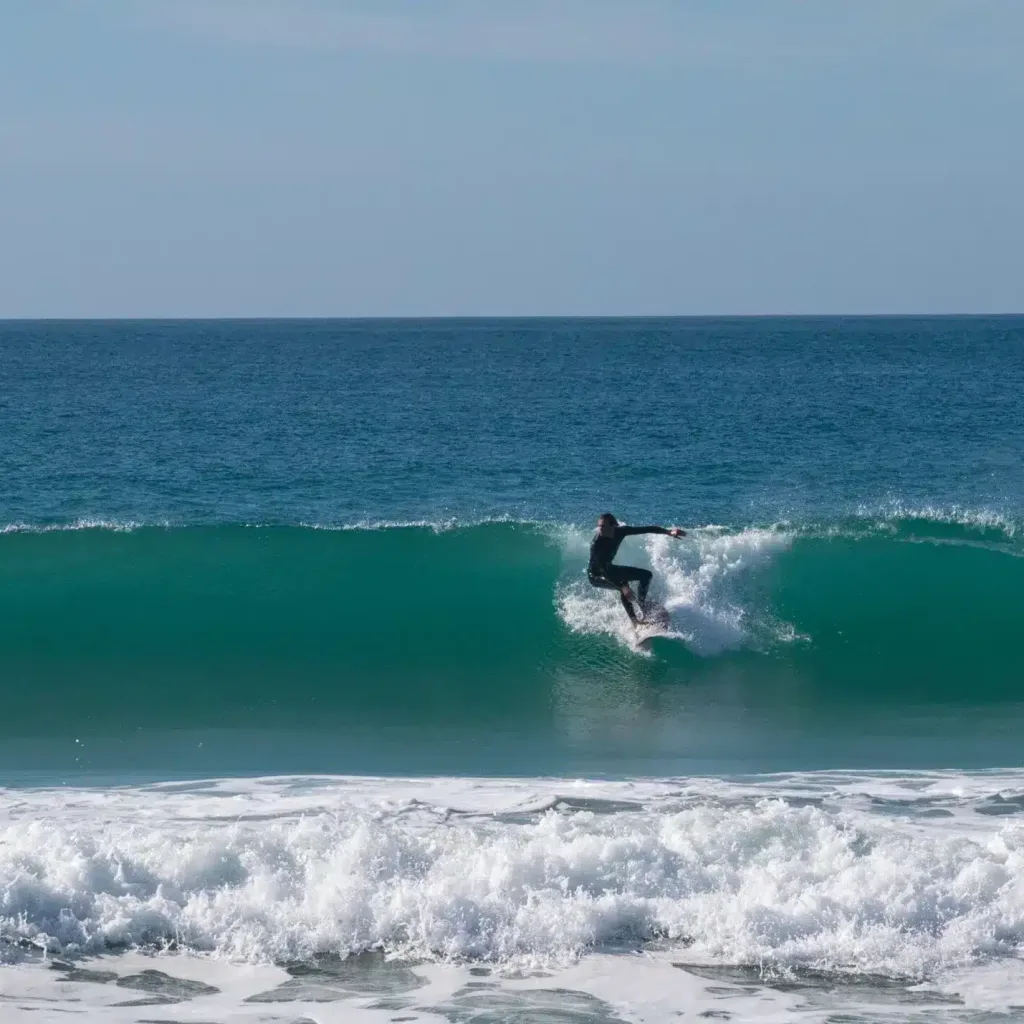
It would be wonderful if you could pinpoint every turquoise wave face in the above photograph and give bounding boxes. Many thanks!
[1,523,565,736]
[3,518,1023,777]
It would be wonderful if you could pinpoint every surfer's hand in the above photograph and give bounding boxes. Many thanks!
[669,527,685,538]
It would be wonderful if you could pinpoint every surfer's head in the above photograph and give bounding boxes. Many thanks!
[597,512,618,537]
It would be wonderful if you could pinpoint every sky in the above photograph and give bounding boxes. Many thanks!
[1,0,1022,317]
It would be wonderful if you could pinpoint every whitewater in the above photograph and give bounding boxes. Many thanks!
[5,772,1024,1021]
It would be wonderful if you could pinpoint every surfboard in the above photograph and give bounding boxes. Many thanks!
[633,605,671,646]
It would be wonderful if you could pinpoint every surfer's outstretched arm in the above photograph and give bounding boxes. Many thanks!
[619,525,686,538]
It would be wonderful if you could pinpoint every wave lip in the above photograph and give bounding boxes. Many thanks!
[853,500,1019,537]
[3,773,1024,979]
[1,504,1020,549]
[0,517,167,534]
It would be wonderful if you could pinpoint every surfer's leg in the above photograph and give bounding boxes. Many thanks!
[589,570,639,624]
[618,566,653,609]
[636,569,653,608]
[617,585,639,624]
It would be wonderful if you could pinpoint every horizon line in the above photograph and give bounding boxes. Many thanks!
[3,312,1023,324]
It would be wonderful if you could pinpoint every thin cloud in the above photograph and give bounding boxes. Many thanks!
[139,1,693,63]
[133,1,1023,83]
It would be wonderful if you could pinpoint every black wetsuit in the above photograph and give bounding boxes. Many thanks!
[588,525,667,618]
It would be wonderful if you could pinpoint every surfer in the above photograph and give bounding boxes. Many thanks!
[588,513,685,625]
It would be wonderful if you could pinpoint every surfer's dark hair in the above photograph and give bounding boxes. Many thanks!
[599,512,618,524]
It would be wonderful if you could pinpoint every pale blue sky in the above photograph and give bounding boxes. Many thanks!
[1,1,1021,316]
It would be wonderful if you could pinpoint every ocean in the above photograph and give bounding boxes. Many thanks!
[2,316,1024,1022]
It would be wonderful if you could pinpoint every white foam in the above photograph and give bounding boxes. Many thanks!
[852,499,1018,537]
[4,771,1024,991]
[0,946,806,1024]
[0,518,164,534]
[305,516,528,532]
[557,526,796,655]
[0,515,538,535]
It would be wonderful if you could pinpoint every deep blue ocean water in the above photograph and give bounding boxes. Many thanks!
[4,316,1023,528]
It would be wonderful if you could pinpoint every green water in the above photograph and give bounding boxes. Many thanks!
[3,521,1023,779]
